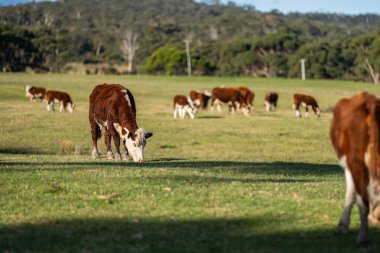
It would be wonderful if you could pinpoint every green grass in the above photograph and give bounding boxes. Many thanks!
[1,73,380,252]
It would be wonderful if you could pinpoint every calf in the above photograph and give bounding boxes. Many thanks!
[45,90,75,113]
[189,90,211,110]
[211,87,249,116]
[173,95,197,119]
[330,92,380,244]
[293,93,320,117]
[264,92,279,112]
[25,85,45,102]
[89,84,153,162]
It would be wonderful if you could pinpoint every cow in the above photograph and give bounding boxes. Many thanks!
[25,85,46,102]
[330,92,380,244]
[189,90,211,110]
[211,87,250,116]
[173,95,197,119]
[293,93,321,117]
[89,83,153,162]
[234,87,254,112]
[264,92,279,112]
[45,90,75,113]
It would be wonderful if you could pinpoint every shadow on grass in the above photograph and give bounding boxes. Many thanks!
[197,115,224,119]
[0,217,378,253]
[1,160,341,177]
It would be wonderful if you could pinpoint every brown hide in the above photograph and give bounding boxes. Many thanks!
[45,90,73,108]
[89,84,137,134]
[27,86,46,101]
[173,95,192,107]
[211,87,248,109]
[235,87,254,107]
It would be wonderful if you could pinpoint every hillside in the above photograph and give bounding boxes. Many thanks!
[0,0,379,81]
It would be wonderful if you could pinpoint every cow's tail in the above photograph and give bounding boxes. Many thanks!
[25,85,31,96]
[366,94,380,185]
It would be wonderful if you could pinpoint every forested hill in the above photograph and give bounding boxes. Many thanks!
[0,0,379,82]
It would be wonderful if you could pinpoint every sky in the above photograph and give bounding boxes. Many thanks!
[0,0,379,15]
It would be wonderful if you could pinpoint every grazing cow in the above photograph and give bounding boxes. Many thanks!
[264,92,279,112]
[89,84,153,162]
[211,87,250,116]
[189,90,211,110]
[45,90,75,113]
[235,87,254,112]
[25,85,46,102]
[330,92,380,244]
[173,95,197,119]
[293,93,321,117]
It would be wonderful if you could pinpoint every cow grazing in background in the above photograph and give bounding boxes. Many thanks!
[25,85,46,102]
[211,87,250,116]
[173,95,197,119]
[235,87,254,112]
[89,84,153,162]
[45,90,75,113]
[264,92,279,112]
[293,93,321,117]
[330,92,380,244]
[189,90,211,110]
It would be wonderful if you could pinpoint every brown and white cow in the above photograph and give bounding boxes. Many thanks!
[234,87,254,112]
[264,92,279,112]
[25,85,46,102]
[293,93,321,117]
[211,87,250,116]
[173,95,197,119]
[89,84,153,162]
[45,90,75,113]
[189,90,211,110]
[330,92,380,244]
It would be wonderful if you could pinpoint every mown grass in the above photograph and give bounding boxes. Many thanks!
[1,73,380,252]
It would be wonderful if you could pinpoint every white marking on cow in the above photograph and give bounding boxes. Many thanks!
[264,101,270,112]
[296,110,301,117]
[121,89,132,108]
[364,151,370,168]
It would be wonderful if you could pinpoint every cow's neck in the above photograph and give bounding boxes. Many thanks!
[120,116,138,133]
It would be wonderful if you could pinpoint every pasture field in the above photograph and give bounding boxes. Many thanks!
[1,73,380,253]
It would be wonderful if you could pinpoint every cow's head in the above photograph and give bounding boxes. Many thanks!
[68,103,75,113]
[114,123,153,162]
[313,106,321,117]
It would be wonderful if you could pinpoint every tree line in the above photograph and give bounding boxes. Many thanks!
[0,0,379,82]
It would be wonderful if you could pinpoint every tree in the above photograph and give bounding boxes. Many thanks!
[120,29,139,73]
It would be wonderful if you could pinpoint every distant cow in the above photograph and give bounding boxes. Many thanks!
[293,93,320,117]
[173,95,197,119]
[264,92,279,112]
[45,90,75,113]
[235,87,254,112]
[330,92,380,244]
[25,85,45,102]
[89,84,153,162]
[189,90,211,110]
[211,87,249,116]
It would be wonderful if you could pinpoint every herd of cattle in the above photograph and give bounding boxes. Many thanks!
[173,86,320,119]
[25,83,380,244]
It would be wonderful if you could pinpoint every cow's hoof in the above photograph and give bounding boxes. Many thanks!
[335,222,349,235]
[106,151,114,160]
[92,150,99,159]
[122,152,130,161]
[356,233,370,245]
[114,153,121,161]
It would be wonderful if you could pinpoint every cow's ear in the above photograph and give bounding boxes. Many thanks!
[145,132,153,139]
[113,123,123,135]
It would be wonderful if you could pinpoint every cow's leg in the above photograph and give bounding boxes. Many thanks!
[173,106,178,119]
[273,103,277,111]
[353,170,370,244]
[265,101,270,112]
[59,102,64,112]
[187,107,195,119]
[294,104,301,117]
[104,130,114,160]
[122,140,129,161]
[179,106,186,119]
[305,105,311,117]
[210,98,215,113]
[110,128,121,161]
[47,101,54,112]
[90,120,100,159]
[336,156,356,235]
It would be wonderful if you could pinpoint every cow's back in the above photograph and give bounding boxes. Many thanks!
[212,87,239,103]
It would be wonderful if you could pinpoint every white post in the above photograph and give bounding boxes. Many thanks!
[300,58,306,81]
[184,39,192,77]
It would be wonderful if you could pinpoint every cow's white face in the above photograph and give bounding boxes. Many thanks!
[114,123,153,162]
[68,103,75,113]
